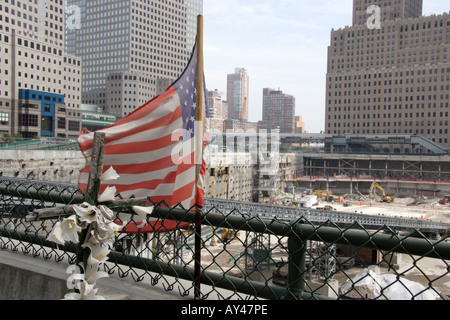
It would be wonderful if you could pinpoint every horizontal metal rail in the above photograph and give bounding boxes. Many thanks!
[0,212,323,300]
[204,198,450,234]
[2,177,450,300]
[2,204,450,299]
[2,177,449,234]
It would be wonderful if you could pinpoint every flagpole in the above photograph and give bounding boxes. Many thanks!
[194,14,204,300]
[195,14,204,167]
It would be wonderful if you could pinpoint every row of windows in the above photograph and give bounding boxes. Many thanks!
[330,110,450,119]
[17,113,79,130]
[328,97,450,108]
[330,54,449,71]
[326,128,449,145]
[334,29,450,50]
[330,66,450,80]
[327,121,449,133]
[328,76,450,99]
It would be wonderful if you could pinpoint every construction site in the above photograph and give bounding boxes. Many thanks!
[244,135,450,298]
[196,185,450,299]
[1,134,450,299]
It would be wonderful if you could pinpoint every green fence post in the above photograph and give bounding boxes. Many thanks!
[287,220,307,300]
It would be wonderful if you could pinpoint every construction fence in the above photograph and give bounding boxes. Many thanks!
[1,176,450,300]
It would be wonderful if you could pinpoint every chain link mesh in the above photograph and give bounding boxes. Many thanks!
[1,177,450,300]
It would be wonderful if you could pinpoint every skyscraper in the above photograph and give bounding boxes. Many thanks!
[353,0,423,26]
[66,0,203,118]
[326,0,450,148]
[207,89,222,119]
[207,89,225,132]
[259,88,296,134]
[227,68,249,121]
[0,0,82,139]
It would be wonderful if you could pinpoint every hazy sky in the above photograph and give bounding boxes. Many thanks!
[202,0,450,133]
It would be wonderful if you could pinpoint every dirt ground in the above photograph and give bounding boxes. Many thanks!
[328,196,450,224]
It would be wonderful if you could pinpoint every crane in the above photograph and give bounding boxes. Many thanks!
[370,182,395,203]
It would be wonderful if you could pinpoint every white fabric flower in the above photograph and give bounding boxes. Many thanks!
[97,186,117,203]
[47,215,82,245]
[98,205,115,221]
[82,242,111,266]
[132,206,154,228]
[100,166,120,182]
[60,215,82,244]
[47,221,65,245]
[73,202,99,225]
[84,264,109,285]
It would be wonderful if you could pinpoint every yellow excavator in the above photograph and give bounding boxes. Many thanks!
[442,228,450,241]
[222,228,240,242]
[312,189,331,202]
[370,182,395,203]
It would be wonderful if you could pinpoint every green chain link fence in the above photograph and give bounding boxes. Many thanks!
[1,176,450,300]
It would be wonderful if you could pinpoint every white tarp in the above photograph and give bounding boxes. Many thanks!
[341,266,440,300]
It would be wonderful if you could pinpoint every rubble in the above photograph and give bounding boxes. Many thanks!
[341,266,441,300]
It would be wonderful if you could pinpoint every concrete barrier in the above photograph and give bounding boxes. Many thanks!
[0,249,68,300]
[0,249,182,300]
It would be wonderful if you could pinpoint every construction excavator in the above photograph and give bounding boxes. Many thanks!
[222,228,240,242]
[442,228,450,240]
[370,182,395,203]
[312,189,331,202]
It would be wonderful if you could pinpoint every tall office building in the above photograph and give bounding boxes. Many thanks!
[259,88,296,134]
[207,89,226,132]
[66,0,203,119]
[295,116,307,134]
[353,0,423,26]
[0,0,82,139]
[325,0,450,148]
[227,68,249,121]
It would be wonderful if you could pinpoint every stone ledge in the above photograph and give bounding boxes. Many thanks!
[0,249,182,300]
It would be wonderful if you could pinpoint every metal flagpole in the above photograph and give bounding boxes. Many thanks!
[194,14,204,300]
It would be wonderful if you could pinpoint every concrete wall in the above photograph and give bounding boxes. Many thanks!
[0,249,183,300]
[0,150,304,202]
[205,153,256,201]
[0,249,70,300]
[0,150,85,184]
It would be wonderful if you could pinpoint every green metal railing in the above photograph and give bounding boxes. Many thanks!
[1,177,450,300]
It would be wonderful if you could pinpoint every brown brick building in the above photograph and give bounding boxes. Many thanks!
[259,88,296,134]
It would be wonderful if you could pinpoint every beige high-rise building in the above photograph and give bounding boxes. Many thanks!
[326,0,450,148]
[227,68,249,121]
[0,0,82,139]
[295,116,307,134]
[207,89,225,132]
[207,89,223,119]
[353,0,423,26]
[66,0,203,118]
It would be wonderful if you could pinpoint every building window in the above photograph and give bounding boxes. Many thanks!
[57,117,66,129]
[0,112,9,125]
[68,120,80,132]
[41,116,53,132]
[19,114,38,127]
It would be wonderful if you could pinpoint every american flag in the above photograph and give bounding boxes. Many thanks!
[78,43,210,210]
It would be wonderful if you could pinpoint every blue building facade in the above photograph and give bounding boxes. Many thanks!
[18,89,65,138]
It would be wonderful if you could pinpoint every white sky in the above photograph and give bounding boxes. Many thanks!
[203,0,450,133]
